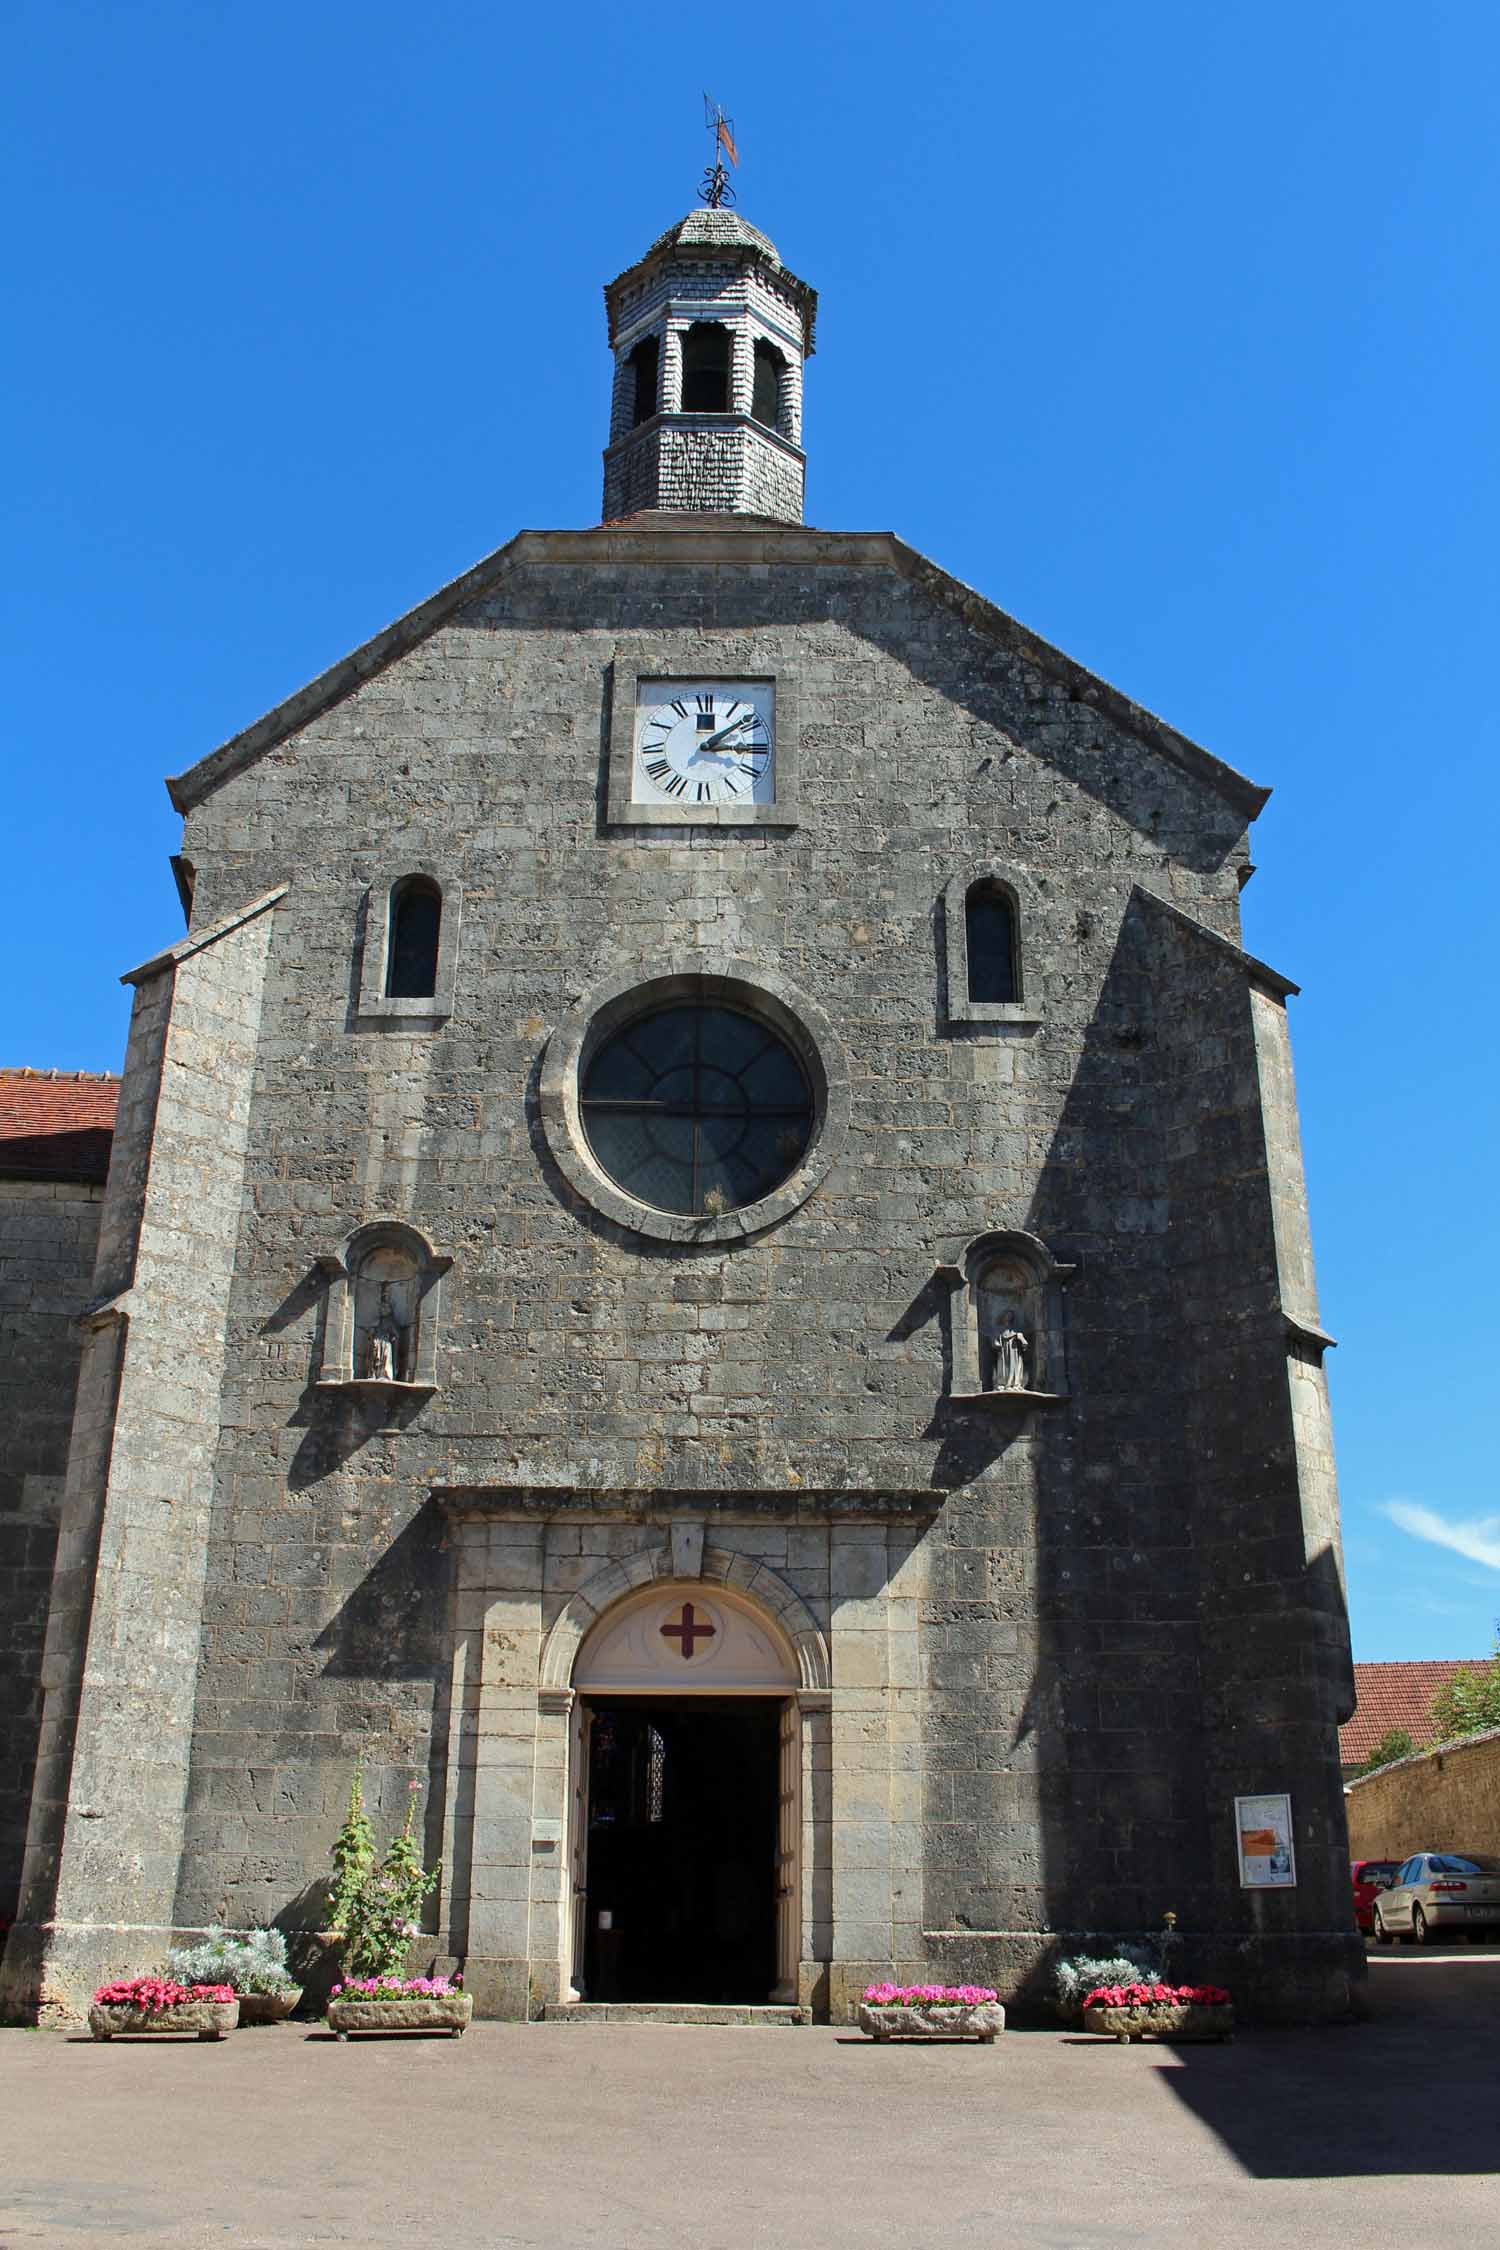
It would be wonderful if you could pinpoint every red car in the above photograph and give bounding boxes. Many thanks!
[1352,1858,1400,1934]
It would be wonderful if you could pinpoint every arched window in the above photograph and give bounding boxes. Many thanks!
[628,335,659,427]
[681,322,731,413]
[385,876,442,1000]
[751,341,784,431]
[965,881,1017,1005]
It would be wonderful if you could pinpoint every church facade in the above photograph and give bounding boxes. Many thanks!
[2,208,1360,2023]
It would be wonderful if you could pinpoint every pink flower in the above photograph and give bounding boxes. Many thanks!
[1082,1982,1231,2011]
[330,1973,461,2001]
[862,1982,998,2008]
[92,1975,234,2011]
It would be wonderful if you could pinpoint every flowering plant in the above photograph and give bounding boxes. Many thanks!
[328,1763,376,1940]
[328,1773,441,1981]
[93,1976,235,2010]
[330,1974,464,2000]
[1054,1949,1161,2010]
[862,1983,999,2007]
[1081,1982,1231,2009]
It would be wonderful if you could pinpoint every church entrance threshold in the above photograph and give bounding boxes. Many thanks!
[580,1697,780,2005]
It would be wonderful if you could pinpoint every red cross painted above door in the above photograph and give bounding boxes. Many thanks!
[660,1601,716,1659]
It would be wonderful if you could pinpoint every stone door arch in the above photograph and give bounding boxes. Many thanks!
[573,1580,799,1695]
[540,1540,831,1696]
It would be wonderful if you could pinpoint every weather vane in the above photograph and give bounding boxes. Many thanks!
[700,93,739,208]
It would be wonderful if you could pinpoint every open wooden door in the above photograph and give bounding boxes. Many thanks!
[772,1695,800,2002]
[565,1695,592,2002]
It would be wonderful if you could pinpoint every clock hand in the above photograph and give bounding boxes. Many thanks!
[700,713,757,751]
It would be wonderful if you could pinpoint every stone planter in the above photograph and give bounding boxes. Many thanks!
[327,1992,473,2039]
[235,1986,302,2025]
[1082,2001,1233,2044]
[857,2001,1005,2043]
[89,1998,239,2041]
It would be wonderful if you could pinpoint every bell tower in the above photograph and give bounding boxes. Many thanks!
[602,210,817,524]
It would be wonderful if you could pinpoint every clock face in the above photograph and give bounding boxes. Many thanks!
[634,680,775,807]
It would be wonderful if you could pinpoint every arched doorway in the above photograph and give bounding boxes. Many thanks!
[565,1582,801,2005]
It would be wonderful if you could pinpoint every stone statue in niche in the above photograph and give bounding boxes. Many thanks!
[362,1285,407,1382]
[354,1250,417,1384]
[988,1312,1029,1393]
[977,1259,1033,1394]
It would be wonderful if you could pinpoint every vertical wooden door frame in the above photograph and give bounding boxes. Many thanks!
[560,1690,806,2007]
[772,1692,802,2002]
[564,1693,592,2004]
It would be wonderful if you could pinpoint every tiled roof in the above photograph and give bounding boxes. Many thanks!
[645,210,783,265]
[1340,1661,1488,1765]
[0,1068,119,1182]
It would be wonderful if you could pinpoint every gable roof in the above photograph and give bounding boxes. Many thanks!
[0,1068,119,1182]
[166,522,1270,823]
[1339,1660,1489,1767]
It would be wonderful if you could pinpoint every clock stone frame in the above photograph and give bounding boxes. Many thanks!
[607,645,800,828]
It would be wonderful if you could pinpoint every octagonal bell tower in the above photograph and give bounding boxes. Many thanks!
[602,210,817,524]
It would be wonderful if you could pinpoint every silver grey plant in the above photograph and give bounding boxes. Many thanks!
[1053,1947,1161,2012]
[165,1926,296,1997]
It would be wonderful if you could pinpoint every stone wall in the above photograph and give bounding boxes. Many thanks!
[0,1176,106,1921]
[603,416,805,526]
[1346,1729,1500,1861]
[134,524,1357,2018]
[0,891,281,2017]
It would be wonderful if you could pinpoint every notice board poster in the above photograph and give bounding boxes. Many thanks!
[1234,1793,1296,1888]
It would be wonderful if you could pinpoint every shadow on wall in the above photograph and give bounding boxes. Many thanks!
[283,1381,433,1490]
[462,558,1252,878]
[313,1504,455,1899]
[314,1506,449,1683]
[919,895,1356,2020]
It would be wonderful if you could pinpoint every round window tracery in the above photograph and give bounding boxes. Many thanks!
[581,1003,812,1217]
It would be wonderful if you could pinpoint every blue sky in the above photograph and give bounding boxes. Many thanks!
[5,1,1497,1660]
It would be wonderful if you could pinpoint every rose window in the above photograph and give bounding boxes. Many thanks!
[580,1003,812,1217]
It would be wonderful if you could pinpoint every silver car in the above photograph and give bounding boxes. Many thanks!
[1371,1851,1500,1944]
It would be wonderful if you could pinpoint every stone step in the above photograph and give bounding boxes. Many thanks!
[543,2002,806,2027]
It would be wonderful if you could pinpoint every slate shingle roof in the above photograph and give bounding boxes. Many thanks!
[0,1068,119,1182]
[1340,1660,1488,1766]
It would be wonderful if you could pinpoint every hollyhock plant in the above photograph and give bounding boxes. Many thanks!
[328,1772,441,1981]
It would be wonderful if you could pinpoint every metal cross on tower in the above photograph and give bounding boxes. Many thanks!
[699,92,739,208]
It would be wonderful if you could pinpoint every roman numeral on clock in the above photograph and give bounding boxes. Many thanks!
[664,774,687,796]
[645,757,670,781]
[696,782,710,801]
